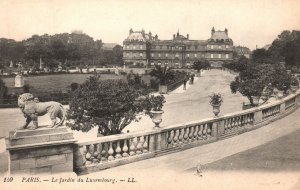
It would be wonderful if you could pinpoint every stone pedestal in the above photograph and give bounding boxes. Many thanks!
[6,127,76,175]
[14,75,24,87]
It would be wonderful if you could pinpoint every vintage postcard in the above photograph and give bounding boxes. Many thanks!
[0,0,300,189]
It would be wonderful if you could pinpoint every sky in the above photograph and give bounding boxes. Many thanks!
[0,0,299,50]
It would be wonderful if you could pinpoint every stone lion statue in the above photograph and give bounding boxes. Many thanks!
[17,93,65,130]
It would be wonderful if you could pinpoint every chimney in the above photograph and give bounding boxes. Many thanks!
[225,28,228,35]
[129,28,133,35]
[149,31,152,39]
[173,34,175,39]
[155,34,158,40]
[187,34,189,40]
[211,27,215,36]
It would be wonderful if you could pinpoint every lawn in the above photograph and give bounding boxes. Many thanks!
[3,74,126,95]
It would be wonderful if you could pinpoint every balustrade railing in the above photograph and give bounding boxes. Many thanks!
[285,97,296,111]
[262,105,281,120]
[74,90,300,174]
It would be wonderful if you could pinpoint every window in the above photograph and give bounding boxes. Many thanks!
[167,46,169,49]
[160,46,162,49]
[187,54,190,58]
[218,54,221,58]
[165,53,168,57]
[194,54,197,58]
[195,45,198,49]
[226,54,229,59]
[140,45,143,49]
[127,45,129,49]
[140,53,143,57]
[133,46,136,49]
[126,53,129,57]
[151,53,154,57]
[226,45,229,49]
[187,45,190,49]
[158,53,161,57]
[210,54,213,58]
[219,45,221,49]
[211,45,213,49]
[175,53,179,58]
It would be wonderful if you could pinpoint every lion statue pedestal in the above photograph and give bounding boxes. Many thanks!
[5,93,77,175]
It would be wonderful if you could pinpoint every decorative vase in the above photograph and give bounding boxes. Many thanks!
[159,85,168,94]
[290,85,298,93]
[212,104,221,117]
[252,96,260,106]
[150,110,164,128]
[276,90,284,99]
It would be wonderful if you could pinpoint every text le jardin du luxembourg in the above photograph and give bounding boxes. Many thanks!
[2,176,137,184]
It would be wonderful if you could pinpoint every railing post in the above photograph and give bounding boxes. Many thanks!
[279,102,285,114]
[217,120,225,136]
[254,110,263,124]
[148,134,156,152]
[148,131,168,153]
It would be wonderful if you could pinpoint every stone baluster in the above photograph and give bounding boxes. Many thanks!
[193,126,199,141]
[173,129,179,146]
[100,143,108,162]
[136,137,143,154]
[129,137,137,156]
[238,116,242,127]
[93,144,100,163]
[115,141,122,159]
[203,124,207,138]
[178,128,184,144]
[183,127,189,143]
[167,130,174,147]
[85,145,92,165]
[189,126,194,142]
[108,142,115,161]
[206,124,211,136]
[198,125,203,139]
[224,119,228,133]
[122,139,129,157]
[143,136,148,153]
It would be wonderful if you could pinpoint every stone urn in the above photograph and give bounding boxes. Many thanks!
[290,85,298,93]
[151,110,164,128]
[276,90,284,99]
[212,104,221,117]
[251,96,260,106]
[159,85,168,94]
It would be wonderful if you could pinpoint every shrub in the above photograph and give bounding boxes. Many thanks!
[209,93,223,106]
[66,76,165,136]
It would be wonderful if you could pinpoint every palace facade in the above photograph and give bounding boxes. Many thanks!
[123,27,234,68]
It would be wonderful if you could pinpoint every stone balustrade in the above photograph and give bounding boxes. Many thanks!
[74,90,300,175]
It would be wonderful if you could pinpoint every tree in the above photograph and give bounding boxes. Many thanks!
[149,65,174,85]
[252,48,273,64]
[112,45,123,66]
[230,63,274,105]
[66,76,165,136]
[0,78,8,103]
[192,60,210,72]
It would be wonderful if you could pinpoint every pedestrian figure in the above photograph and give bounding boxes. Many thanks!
[183,78,187,90]
[191,74,195,84]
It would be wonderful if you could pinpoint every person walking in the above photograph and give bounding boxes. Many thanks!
[183,77,187,90]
